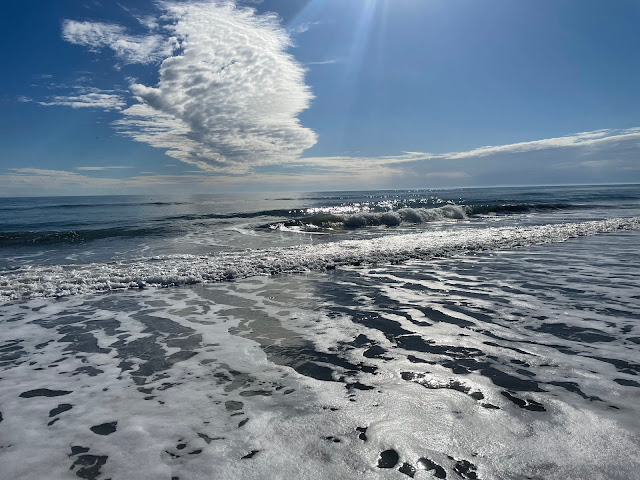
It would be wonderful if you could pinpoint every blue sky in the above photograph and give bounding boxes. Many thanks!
[1,0,639,195]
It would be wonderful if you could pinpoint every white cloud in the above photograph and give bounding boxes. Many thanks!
[38,91,126,110]
[113,103,229,172]
[298,128,640,169]
[62,19,175,64]
[75,166,133,171]
[288,128,640,188]
[306,58,341,66]
[60,2,317,173]
[288,21,320,35]
[135,16,159,31]
[443,129,623,160]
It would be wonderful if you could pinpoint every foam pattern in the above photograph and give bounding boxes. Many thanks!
[1,229,639,479]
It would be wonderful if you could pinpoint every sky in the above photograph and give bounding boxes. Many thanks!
[1,0,639,196]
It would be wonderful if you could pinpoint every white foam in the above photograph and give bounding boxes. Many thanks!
[1,249,639,479]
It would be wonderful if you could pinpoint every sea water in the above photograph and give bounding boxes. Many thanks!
[0,185,639,479]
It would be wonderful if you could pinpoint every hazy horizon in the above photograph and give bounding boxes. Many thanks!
[1,181,640,199]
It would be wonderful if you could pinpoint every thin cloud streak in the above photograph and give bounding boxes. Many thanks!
[37,91,126,110]
[75,166,133,171]
[305,58,341,66]
[443,129,639,160]
[299,128,640,172]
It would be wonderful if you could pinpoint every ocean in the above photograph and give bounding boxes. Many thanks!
[0,184,639,479]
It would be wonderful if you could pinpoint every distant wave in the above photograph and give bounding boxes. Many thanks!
[2,217,638,301]
[261,203,577,230]
[163,208,306,222]
[0,208,310,247]
[0,226,165,247]
[466,202,574,215]
[0,200,190,212]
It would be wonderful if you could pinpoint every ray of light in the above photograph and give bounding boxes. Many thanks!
[287,0,389,152]
[343,0,378,80]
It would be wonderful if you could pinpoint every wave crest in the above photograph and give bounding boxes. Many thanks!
[262,203,579,231]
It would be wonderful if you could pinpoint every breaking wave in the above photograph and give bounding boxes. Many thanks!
[1,217,638,302]
[263,203,576,230]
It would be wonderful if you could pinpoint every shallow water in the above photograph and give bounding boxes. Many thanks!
[1,185,639,479]
[1,232,639,479]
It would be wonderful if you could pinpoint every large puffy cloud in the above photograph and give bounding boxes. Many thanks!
[61,1,317,173]
[123,2,316,171]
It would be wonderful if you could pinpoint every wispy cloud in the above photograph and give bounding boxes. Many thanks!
[62,19,176,64]
[306,58,341,66]
[280,128,640,188]
[37,90,126,110]
[442,129,630,160]
[288,21,320,35]
[297,128,640,171]
[75,166,133,171]
[135,16,159,31]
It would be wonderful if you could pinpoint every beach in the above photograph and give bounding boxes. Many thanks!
[1,185,639,479]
